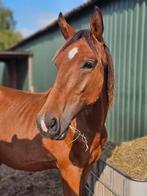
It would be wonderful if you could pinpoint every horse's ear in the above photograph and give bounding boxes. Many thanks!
[90,7,104,42]
[58,12,76,40]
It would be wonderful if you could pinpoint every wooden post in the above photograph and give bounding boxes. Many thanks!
[28,56,34,92]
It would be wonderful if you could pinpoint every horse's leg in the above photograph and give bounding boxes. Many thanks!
[59,164,84,196]
[59,164,92,196]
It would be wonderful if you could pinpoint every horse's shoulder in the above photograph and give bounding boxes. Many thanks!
[0,86,6,99]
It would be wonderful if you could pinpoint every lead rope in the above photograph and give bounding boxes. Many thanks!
[69,125,89,152]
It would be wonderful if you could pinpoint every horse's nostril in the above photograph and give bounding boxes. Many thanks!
[49,118,57,129]
[47,117,60,135]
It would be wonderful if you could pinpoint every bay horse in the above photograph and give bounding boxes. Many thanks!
[0,7,114,196]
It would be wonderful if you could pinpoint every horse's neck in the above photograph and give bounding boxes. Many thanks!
[0,86,49,116]
[76,88,108,138]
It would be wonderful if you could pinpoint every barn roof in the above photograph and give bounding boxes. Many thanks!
[9,0,111,50]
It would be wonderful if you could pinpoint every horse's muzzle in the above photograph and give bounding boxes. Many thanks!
[36,115,67,140]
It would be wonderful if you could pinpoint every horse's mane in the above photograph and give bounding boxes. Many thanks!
[104,46,115,106]
[55,29,114,106]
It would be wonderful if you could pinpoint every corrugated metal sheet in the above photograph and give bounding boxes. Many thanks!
[102,0,147,141]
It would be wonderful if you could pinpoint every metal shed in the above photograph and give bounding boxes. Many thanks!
[6,0,147,142]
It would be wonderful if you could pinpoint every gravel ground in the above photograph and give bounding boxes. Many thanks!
[0,165,63,196]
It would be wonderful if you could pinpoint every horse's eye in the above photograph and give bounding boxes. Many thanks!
[83,60,96,69]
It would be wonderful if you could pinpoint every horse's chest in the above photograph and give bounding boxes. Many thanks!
[0,138,56,171]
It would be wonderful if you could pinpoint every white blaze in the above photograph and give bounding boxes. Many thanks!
[40,119,48,133]
[68,47,78,60]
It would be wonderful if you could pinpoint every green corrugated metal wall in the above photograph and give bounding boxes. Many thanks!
[103,0,147,141]
[15,0,147,141]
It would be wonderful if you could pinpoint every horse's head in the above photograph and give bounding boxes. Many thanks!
[37,7,113,140]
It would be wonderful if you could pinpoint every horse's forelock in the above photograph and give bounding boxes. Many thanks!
[53,30,97,61]
[62,30,96,52]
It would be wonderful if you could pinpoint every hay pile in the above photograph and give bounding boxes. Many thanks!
[102,136,147,180]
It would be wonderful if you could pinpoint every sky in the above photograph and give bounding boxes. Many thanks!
[3,0,87,38]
